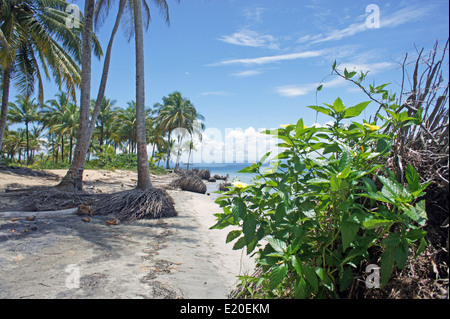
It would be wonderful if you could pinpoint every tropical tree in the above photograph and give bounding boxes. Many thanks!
[155,91,205,169]
[93,97,119,148]
[8,94,40,164]
[43,92,79,163]
[60,0,175,190]
[0,0,99,154]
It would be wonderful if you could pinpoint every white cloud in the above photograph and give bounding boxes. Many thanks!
[210,49,325,66]
[188,127,280,163]
[218,29,279,50]
[241,7,266,23]
[336,61,395,74]
[231,70,262,77]
[301,5,431,44]
[274,77,347,97]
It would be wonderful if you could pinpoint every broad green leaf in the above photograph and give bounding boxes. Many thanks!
[406,229,427,241]
[376,138,390,153]
[232,236,247,250]
[405,163,420,192]
[302,265,319,291]
[243,214,257,244]
[232,197,246,221]
[268,237,287,253]
[341,221,359,250]
[343,101,370,119]
[307,105,332,116]
[378,175,403,200]
[338,149,352,172]
[330,175,340,191]
[315,267,333,291]
[339,267,353,292]
[363,219,391,229]
[380,245,395,286]
[294,277,308,299]
[269,264,288,290]
[362,177,377,193]
[331,97,345,112]
[338,166,351,179]
[403,200,427,226]
[395,243,408,270]
[226,230,242,243]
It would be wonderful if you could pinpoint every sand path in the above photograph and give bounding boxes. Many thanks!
[0,169,255,299]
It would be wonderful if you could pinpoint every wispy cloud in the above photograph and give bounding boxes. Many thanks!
[210,49,325,66]
[274,77,346,97]
[231,70,263,77]
[218,29,279,50]
[241,7,266,23]
[302,5,431,44]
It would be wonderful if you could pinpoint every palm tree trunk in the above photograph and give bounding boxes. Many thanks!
[60,0,125,189]
[59,0,95,189]
[25,121,30,165]
[0,68,12,153]
[166,129,172,169]
[134,0,152,189]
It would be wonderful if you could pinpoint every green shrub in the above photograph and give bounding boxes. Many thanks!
[212,96,429,298]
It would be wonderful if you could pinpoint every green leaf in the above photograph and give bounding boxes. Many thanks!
[376,138,390,153]
[404,200,427,226]
[363,219,392,230]
[380,245,395,286]
[405,163,420,192]
[315,267,333,291]
[294,277,309,299]
[378,175,403,201]
[362,177,377,193]
[332,97,345,113]
[343,101,370,119]
[232,236,247,250]
[339,266,353,292]
[268,237,287,253]
[338,149,352,172]
[317,84,323,92]
[226,230,242,243]
[406,229,427,241]
[341,221,359,250]
[307,105,332,116]
[243,214,257,244]
[232,197,246,222]
[269,264,288,290]
[302,265,319,292]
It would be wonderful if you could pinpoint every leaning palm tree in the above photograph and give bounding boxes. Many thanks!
[60,0,177,190]
[0,0,101,154]
[7,94,40,164]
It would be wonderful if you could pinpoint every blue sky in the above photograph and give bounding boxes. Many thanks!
[10,0,450,163]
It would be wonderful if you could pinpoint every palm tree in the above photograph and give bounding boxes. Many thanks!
[0,0,100,153]
[43,92,79,163]
[93,97,119,147]
[7,94,40,164]
[61,0,175,190]
[156,91,205,169]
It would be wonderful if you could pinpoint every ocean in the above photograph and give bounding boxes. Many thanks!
[187,162,265,198]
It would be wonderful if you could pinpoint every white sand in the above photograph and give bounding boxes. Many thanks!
[0,169,256,299]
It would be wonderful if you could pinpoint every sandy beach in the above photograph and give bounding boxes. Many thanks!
[0,169,255,299]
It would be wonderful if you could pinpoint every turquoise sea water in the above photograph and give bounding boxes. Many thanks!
[187,162,266,198]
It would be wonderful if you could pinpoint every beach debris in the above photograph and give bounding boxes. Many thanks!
[171,175,206,194]
[90,188,177,221]
[77,204,95,216]
[25,216,36,221]
[10,218,20,222]
[106,219,120,226]
[81,216,90,222]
